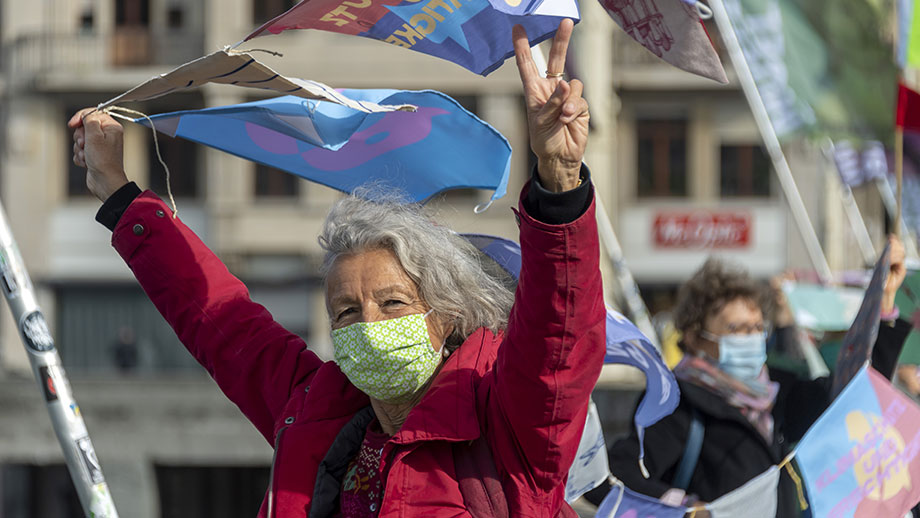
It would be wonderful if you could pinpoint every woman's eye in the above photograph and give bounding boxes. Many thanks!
[384,299,405,307]
[336,308,356,320]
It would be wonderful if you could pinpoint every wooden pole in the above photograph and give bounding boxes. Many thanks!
[896,126,905,239]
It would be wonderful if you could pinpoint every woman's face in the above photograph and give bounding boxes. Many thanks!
[687,297,764,360]
[325,248,453,352]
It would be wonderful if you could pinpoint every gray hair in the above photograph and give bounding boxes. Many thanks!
[318,192,514,351]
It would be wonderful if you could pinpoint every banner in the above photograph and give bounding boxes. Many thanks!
[138,90,512,203]
[900,0,920,69]
[706,465,780,518]
[832,140,888,188]
[795,367,920,518]
[723,0,897,142]
[896,269,920,365]
[595,480,686,518]
[831,244,891,398]
[597,0,727,83]
[99,50,411,114]
[605,307,681,467]
[898,82,920,132]
[244,0,579,75]
[782,281,865,332]
[565,400,610,502]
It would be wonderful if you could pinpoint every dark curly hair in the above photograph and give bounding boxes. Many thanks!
[673,258,766,349]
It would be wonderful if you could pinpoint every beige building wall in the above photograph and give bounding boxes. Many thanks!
[0,0,895,514]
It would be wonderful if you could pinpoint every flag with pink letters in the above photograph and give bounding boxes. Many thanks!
[597,0,727,83]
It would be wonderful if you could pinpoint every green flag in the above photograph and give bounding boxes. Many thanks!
[724,0,898,142]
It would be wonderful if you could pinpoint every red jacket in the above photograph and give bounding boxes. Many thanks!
[110,185,605,517]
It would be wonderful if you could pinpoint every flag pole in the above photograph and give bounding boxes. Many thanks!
[0,200,119,518]
[709,0,834,284]
[529,43,661,349]
[821,140,877,266]
[896,126,904,239]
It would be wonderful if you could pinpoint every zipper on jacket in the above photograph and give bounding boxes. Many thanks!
[267,423,290,518]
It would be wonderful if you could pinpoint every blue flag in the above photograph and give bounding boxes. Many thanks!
[595,481,686,518]
[604,307,680,470]
[138,90,511,204]
[463,234,680,472]
[245,0,579,75]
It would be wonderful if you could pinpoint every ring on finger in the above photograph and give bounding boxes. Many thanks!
[545,70,564,78]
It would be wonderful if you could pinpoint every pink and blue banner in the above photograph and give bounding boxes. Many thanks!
[595,481,686,518]
[795,367,920,518]
[244,0,578,75]
[137,89,511,204]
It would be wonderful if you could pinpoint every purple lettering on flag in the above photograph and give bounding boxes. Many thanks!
[797,367,920,518]
[301,107,449,170]
[246,122,300,155]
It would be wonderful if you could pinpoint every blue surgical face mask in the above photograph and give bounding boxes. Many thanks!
[715,333,767,380]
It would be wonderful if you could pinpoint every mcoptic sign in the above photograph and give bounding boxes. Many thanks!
[653,211,752,249]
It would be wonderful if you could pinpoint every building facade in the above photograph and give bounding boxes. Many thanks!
[0,0,888,515]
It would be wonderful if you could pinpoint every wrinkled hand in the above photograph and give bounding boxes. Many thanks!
[512,19,589,192]
[68,108,129,202]
[883,235,907,314]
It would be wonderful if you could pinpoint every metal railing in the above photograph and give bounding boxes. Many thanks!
[3,30,204,86]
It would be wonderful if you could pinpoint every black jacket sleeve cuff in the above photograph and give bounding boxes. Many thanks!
[95,182,143,232]
[871,317,913,379]
[521,163,592,225]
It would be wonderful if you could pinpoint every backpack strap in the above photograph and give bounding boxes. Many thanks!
[671,408,705,491]
[453,438,510,518]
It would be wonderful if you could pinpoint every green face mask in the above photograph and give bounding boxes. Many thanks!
[331,311,442,402]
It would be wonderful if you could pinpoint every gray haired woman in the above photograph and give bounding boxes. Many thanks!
[69,20,605,518]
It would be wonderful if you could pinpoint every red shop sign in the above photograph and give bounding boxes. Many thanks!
[653,211,751,248]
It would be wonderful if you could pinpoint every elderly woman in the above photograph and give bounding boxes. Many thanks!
[589,249,911,517]
[69,20,604,518]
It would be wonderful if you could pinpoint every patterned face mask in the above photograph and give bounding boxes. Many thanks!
[331,310,442,402]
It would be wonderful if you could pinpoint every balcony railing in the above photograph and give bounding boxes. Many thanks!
[3,30,204,87]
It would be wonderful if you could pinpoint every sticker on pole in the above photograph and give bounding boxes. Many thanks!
[39,366,59,402]
[76,436,105,485]
[0,250,18,296]
[20,311,55,352]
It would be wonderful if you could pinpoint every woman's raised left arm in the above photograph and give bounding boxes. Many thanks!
[482,20,606,512]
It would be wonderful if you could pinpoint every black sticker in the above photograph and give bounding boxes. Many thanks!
[75,436,104,484]
[39,366,58,402]
[0,252,16,296]
[20,311,54,352]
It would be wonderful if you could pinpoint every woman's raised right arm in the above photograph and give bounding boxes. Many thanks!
[70,110,324,443]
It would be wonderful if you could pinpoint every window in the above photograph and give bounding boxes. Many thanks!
[253,0,296,25]
[167,6,185,29]
[255,164,300,198]
[637,119,688,197]
[79,9,94,32]
[156,465,270,518]
[1,464,81,518]
[115,0,150,26]
[720,144,771,197]
[56,285,201,373]
[147,135,201,199]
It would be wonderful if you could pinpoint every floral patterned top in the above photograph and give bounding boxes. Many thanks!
[337,420,389,517]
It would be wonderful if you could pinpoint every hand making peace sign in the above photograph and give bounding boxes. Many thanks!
[512,19,590,193]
